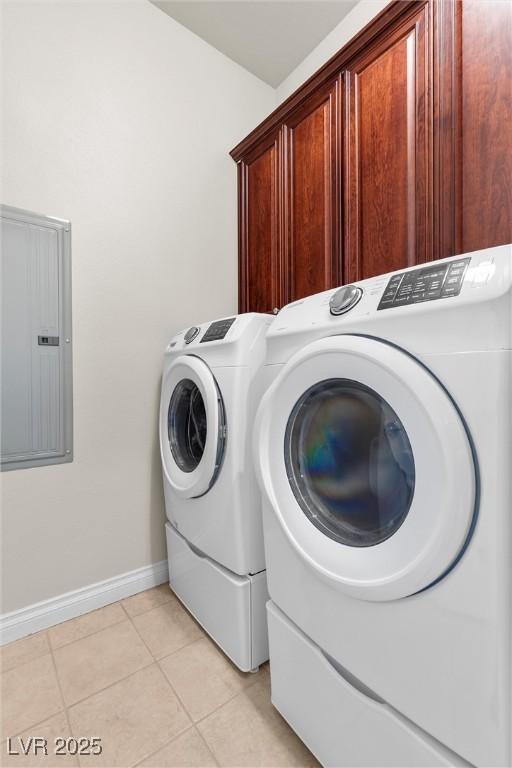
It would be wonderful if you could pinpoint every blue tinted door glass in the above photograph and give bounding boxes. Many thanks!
[168,379,207,472]
[285,379,415,546]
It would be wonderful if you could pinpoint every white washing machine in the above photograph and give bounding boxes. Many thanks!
[160,312,272,671]
[255,245,512,766]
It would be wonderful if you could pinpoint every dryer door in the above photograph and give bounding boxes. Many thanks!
[160,355,225,499]
[257,335,476,601]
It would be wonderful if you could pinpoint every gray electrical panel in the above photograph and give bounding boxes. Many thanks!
[1,205,73,470]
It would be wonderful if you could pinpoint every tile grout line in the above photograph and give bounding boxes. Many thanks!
[0,633,52,675]
[151,633,265,726]
[47,607,128,654]
[152,640,266,764]
[64,656,156,710]
[130,724,200,768]
[153,635,206,666]
[122,611,199,768]
[47,633,76,751]
[126,604,205,668]
[125,605,191,704]
[119,589,175,622]
[192,683,259,729]
[130,724,192,768]
[193,723,221,767]
[118,601,131,622]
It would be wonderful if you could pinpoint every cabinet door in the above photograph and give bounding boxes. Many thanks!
[283,78,341,302]
[345,3,431,281]
[238,132,282,314]
[460,0,512,253]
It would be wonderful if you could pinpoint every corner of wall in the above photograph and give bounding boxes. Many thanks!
[276,0,390,104]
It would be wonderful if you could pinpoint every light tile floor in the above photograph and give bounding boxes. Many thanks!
[1,585,319,768]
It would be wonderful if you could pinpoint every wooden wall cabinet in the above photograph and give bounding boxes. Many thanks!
[231,0,511,314]
[237,80,342,313]
[459,0,512,255]
[238,132,281,314]
[282,78,341,303]
[344,4,431,281]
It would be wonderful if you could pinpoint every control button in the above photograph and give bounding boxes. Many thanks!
[449,260,467,269]
[184,326,200,344]
[393,294,412,305]
[329,285,363,315]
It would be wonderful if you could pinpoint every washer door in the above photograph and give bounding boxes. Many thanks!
[160,355,225,499]
[257,335,476,601]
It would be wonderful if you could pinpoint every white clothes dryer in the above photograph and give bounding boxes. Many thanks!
[160,313,272,671]
[255,245,512,766]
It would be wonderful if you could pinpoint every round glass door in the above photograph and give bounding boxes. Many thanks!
[160,355,226,499]
[285,379,415,547]
[168,379,208,472]
[256,334,476,601]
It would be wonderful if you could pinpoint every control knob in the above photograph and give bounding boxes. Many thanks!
[184,326,200,344]
[329,285,363,316]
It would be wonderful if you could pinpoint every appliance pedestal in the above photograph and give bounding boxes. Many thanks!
[166,522,269,671]
[267,601,467,768]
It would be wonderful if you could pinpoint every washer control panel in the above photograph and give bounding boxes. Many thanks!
[200,317,236,343]
[378,257,471,310]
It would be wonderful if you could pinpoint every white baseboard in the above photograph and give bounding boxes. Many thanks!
[0,560,169,646]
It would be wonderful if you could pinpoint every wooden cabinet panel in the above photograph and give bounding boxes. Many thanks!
[238,133,281,314]
[460,0,512,253]
[345,4,431,281]
[283,79,341,302]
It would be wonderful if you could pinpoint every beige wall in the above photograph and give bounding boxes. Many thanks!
[0,0,275,613]
[276,0,389,102]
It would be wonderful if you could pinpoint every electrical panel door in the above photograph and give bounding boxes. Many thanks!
[1,206,72,470]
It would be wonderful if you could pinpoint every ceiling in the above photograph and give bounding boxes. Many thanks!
[150,1,358,87]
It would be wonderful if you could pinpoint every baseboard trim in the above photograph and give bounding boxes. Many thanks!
[0,560,169,645]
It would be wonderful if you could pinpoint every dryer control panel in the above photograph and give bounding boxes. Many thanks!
[378,257,471,310]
